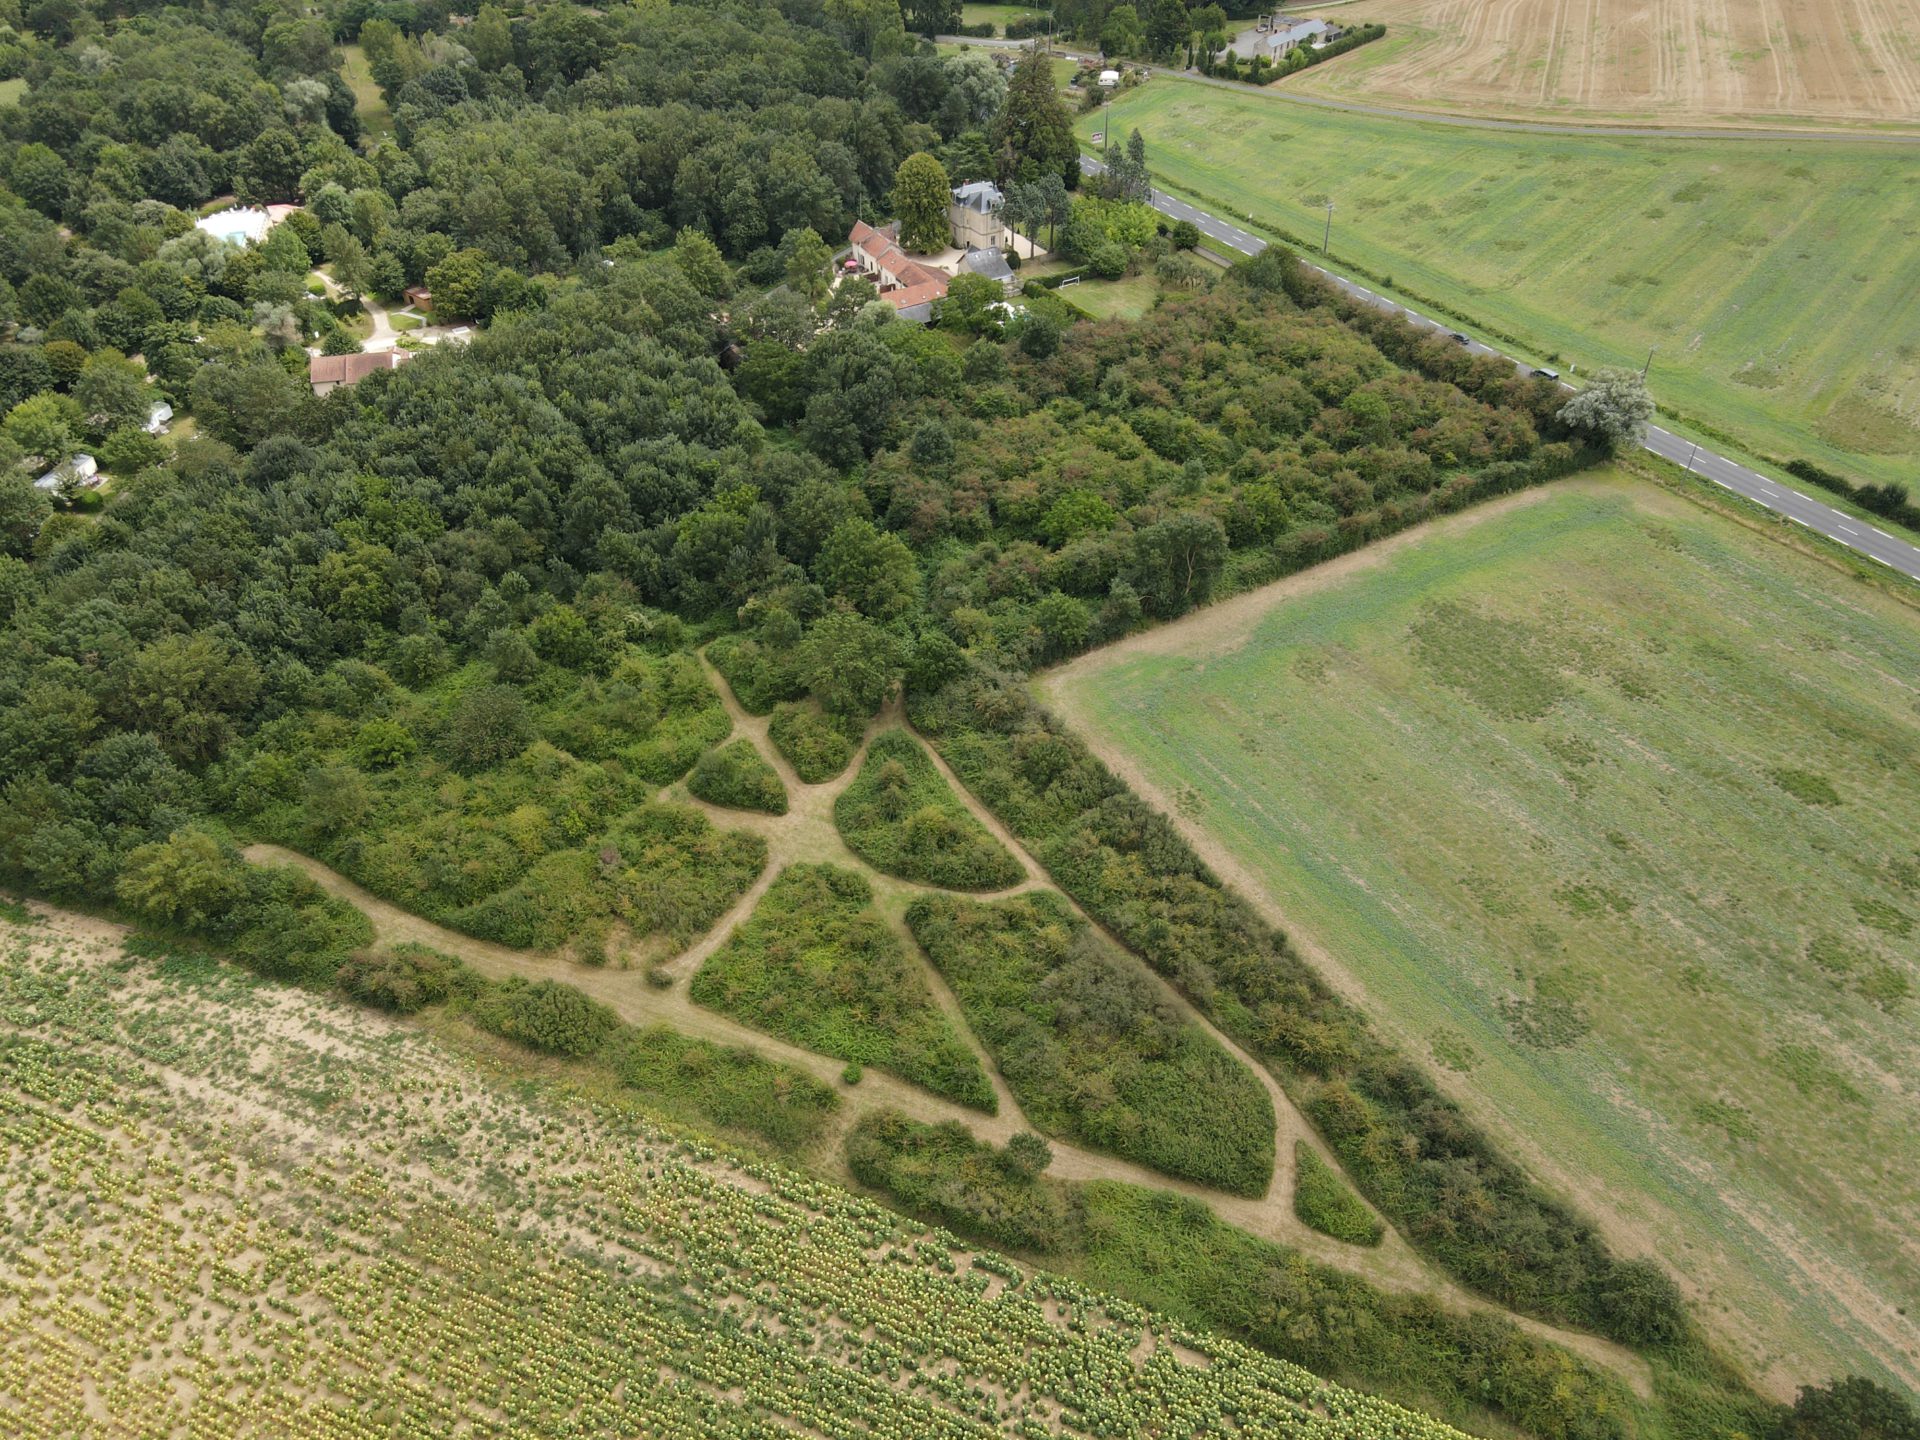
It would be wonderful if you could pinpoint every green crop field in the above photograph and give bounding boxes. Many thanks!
[1044,470,1920,1396]
[0,907,1483,1440]
[1077,82,1920,490]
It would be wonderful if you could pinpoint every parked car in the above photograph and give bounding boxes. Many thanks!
[1530,367,1560,381]
[1450,332,1469,346]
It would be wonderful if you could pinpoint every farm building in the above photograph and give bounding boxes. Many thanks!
[1229,17,1339,59]
[846,220,949,322]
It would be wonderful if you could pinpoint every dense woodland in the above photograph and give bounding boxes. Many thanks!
[0,1,1911,1438]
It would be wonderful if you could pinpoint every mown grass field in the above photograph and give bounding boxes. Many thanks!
[340,43,392,140]
[1077,82,1920,489]
[1059,273,1163,320]
[1045,470,1920,1395]
[959,2,1045,31]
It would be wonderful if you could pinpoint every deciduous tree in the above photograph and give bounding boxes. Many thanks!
[893,152,952,253]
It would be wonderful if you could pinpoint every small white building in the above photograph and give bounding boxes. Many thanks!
[35,453,98,492]
[145,401,173,435]
[1098,68,1120,87]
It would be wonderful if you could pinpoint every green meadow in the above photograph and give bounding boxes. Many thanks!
[1045,471,1920,1394]
[1077,82,1920,489]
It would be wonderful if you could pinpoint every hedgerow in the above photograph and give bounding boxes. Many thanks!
[906,890,1275,1195]
[910,668,1689,1348]
[691,864,996,1110]
[835,730,1022,890]
[843,1110,1641,1440]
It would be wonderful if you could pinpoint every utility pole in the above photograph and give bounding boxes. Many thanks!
[1322,199,1334,255]
[1684,441,1699,474]
[1103,92,1112,160]
[1641,345,1655,379]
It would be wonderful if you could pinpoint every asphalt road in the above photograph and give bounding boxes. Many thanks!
[1078,155,1920,583]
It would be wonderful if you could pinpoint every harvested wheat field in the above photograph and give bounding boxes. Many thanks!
[1289,0,1920,128]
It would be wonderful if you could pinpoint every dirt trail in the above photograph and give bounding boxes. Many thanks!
[234,635,1653,1392]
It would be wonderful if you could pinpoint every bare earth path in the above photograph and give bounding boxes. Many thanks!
[239,634,1653,1392]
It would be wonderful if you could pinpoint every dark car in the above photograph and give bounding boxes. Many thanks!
[1530,367,1560,381]
[1450,332,1470,346]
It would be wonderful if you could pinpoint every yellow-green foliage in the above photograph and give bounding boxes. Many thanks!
[687,738,787,814]
[907,890,1275,1195]
[0,930,1495,1440]
[691,864,996,1110]
[538,651,732,783]
[835,731,1023,890]
[767,701,859,783]
[1292,1142,1384,1246]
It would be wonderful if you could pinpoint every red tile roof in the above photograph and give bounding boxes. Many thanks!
[309,349,412,387]
[847,221,949,310]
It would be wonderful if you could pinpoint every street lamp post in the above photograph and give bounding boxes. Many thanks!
[1322,200,1334,255]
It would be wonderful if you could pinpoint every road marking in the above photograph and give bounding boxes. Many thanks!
[1836,523,1862,536]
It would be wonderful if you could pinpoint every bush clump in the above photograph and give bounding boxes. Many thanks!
[691,863,995,1110]
[768,701,860,783]
[708,633,805,714]
[835,730,1022,890]
[846,1110,1082,1252]
[336,943,467,1013]
[473,976,619,1058]
[687,738,788,814]
[1292,1142,1384,1246]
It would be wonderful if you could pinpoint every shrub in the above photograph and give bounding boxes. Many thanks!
[835,730,1023,890]
[691,864,996,1110]
[687,738,788,814]
[221,865,373,987]
[473,976,618,1058]
[846,1110,1083,1251]
[1292,1142,1383,1246]
[768,701,859,783]
[707,633,804,714]
[336,943,465,1014]
[1078,1182,1633,1440]
[908,890,1275,1195]
[444,683,533,771]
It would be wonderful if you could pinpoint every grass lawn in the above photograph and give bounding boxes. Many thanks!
[390,311,424,331]
[1077,81,1920,489]
[959,1,1045,32]
[1044,469,1920,1394]
[1061,273,1161,320]
[340,44,392,140]
[0,78,26,107]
